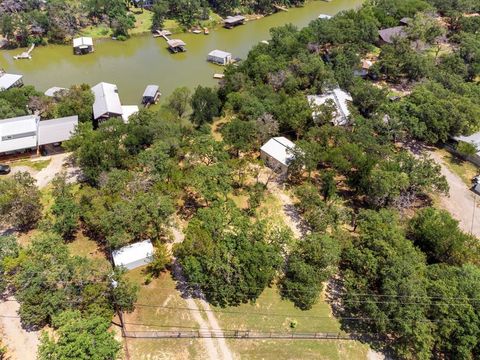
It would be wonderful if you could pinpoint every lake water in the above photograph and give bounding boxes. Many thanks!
[0,0,363,104]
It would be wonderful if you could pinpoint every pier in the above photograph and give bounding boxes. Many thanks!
[154,30,186,53]
[13,44,34,60]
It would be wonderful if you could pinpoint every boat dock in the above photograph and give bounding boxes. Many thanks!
[154,30,186,53]
[14,44,35,60]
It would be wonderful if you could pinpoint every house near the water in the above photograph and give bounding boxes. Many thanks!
[73,37,94,55]
[167,39,186,53]
[207,50,233,65]
[224,15,246,29]
[92,82,123,120]
[0,71,23,91]
[260,137,296,175]
[307,88,353,126]
[112,240,155,270]
[0,114,78,154]
[142,85,161,105]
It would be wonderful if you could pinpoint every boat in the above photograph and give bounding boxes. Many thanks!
[318,14,332,19]
[192,29,202,34]
[204,28,209,35]
[213,73,225,79]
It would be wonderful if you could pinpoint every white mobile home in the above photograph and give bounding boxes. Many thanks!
[207,50,232,65]
[260,137,296,174]
[0,115,39,153]
[112,240,155,270]
[0,114,78,154]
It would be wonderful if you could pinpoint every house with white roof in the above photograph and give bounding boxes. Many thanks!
[207,50,232,65]
[121,105,139,123]
[307,88,353,126]
[260,137,296,175]
[92,82,123,120]
[0,72,23,91]
[73,37,94,55]
[0,114,78,154]
[112,240,155,270]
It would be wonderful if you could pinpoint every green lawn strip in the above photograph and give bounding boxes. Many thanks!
[122,270,207,359]
[436,148,478,186]
[210,286,341,333]
[12,158,51,171]
[225,338,369,360]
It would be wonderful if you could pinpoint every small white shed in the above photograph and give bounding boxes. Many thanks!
[207,50,232,65]
[112,240,155,270]
[260,137,296,174]
[307,88,353,126]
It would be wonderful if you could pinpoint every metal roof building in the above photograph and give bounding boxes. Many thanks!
[92,82,123,120]
[260,137,296,174]
[112,240,155,270]
[0,73,23,91]
[307,88,353,126]
[207,50,232,65]
[454,132,480,156]
[0,115,38,153]
[73,37,94,54]
[38,116,78,145]
[378,26,407,44]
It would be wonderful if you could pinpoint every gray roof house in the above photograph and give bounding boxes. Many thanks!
[378,26,407,44]
[38,116,78,145]
[92,82,123,120]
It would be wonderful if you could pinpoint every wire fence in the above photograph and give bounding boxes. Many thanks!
[123,329,355,340]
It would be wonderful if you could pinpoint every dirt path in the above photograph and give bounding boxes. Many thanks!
[267,181,308,238]
[428,151,480,237]
[171,225,235,360]
[0,298,39,360]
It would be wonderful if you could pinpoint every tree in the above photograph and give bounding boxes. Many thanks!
[190,86,221,126]
[38,310,121,360]
[409,207,480,265]
[174,201,282,306]
[220,119,257,157]
[166,87,191,118]
[0,172,42,231]
[56,84,94,123]
[151,1,168,31]
[281,233,340,309]
[50,174,80,240]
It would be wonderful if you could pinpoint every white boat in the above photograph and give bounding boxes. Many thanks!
[318,14,332,19]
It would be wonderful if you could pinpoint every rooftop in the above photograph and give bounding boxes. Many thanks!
[44,86,67,97]
[307,88,353,126]
[92,82,123,120]
[0,73,23,91]
[121,105,139,123]
[38,116,78,146]
[73,37,93,48]
[208,50,232,58]
[0,114,38,136]
[167,39,186,48]
[454,132,480,156]
[260,137,296,166]
[143,85,159,98]
[224,15,246,24]
[378,26,407,43]
[112,240,154,270]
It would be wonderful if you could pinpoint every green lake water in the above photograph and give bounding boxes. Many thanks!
[0,0,363,104]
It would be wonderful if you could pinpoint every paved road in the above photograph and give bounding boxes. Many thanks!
[428,151,480,238]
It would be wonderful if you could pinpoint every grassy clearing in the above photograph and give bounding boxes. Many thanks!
[130,10,153,35]
[122,270,208,360]
[79,24,112,39]
[11,158,51,171]
[435,148,478,186]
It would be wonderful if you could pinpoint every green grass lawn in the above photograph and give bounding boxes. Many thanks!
[436,148,478,186]
[11,158,51,171]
